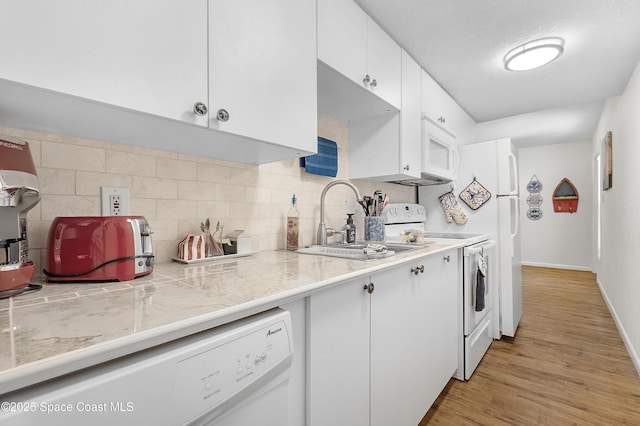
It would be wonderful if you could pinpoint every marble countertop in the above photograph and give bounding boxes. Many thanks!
[0,241,462,394]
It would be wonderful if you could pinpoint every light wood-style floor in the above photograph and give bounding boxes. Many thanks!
[420,266,640,425]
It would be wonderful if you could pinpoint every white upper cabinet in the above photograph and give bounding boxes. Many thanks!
[208,0,317,153]
[349,50,421,181]
[318,0,401,109]
[421,69,475,141]
[0,0,209,127]
[0,0,317,164]
[399,51,423,179]
[318,0,368,89]
[365,18,402,108]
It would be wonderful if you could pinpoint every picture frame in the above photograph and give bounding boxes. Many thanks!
[602,131,613,191]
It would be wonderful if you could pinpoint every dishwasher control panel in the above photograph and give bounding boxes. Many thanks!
[173,310,293,425]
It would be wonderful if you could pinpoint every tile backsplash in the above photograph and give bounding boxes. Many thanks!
[1,114,416,272]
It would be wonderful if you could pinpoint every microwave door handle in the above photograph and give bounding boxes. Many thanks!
[452,146,459,174]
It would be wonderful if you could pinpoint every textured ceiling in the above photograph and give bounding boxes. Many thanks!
[354,0,640,146]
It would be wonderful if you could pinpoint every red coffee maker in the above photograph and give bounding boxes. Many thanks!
[0,136,40,294]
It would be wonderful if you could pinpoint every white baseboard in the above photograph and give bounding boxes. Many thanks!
[596,277,640,377]
[521,261,592,272]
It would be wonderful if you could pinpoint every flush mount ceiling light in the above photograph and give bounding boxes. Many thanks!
[504,37,564,71]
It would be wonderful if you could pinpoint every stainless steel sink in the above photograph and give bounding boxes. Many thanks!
[295,242,423,260]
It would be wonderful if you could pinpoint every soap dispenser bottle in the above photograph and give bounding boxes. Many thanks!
[345,214,356,243]
[286,194,299,250]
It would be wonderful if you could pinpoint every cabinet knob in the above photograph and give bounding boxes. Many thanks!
[438,116,446,124]
[411,265,424,275]
[363,74,371,86]
[193,102,208,116]
[370,78,377,88]
[363,282,375,294]
[403,164,410,171]
[443,255,450,263]
[216,109,230,122]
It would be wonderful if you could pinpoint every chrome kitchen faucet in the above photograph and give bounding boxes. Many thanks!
[316,180,365,246]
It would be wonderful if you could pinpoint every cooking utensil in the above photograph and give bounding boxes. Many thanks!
[373,190,383,216]
[362,196,373,216]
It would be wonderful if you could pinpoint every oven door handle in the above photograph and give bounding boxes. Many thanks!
[464,240,496,256]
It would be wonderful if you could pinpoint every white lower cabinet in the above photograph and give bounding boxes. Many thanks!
[307,250,459,425]
[307,275,371,426]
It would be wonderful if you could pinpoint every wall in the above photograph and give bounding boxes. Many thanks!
[591,60,640,374]
[1,114,416,272]
[518,141,593,270]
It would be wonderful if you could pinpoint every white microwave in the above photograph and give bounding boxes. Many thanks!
[420,115,458,182]
[389,114,459,187]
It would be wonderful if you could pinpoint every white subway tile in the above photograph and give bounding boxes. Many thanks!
[179,180,216,201]
[42,141,105,171]
[106,151,156,177]
[133,176,178,199]
[131,198,157,219]
[197,200,231,220]
[38,168,75,195]
[75,171,132,196]
[157,158,197,180]
[157,199,198,220]
[40,195,101,220]
[197,163,231,184]
[215,183,245,202]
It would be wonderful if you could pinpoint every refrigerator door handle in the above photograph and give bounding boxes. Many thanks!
[508,151,519,195]
[511,196,519,257]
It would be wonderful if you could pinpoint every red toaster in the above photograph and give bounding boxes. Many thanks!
[45,216,154,282]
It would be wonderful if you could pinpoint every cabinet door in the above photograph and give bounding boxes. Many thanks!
[366,18,402,109]
[347,50,418,182]
[421,251,459,408]
[399,50,422,178]
[0,0,209,127]
[421,69,458,137]
[370,252,458,426]
[209,0,317,155]
[421,69,476,142]
[317,0,368,88]
[307,277,370,426]
[370,261,430,426]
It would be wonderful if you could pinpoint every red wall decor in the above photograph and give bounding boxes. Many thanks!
[552,178,579,213]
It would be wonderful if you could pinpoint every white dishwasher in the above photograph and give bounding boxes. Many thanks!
[0,309,293,426]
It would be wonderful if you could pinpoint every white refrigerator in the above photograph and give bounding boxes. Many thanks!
[418,138,522,337]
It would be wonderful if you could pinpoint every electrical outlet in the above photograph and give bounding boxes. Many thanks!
[109,194,122,215]
[101,187,130,216]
